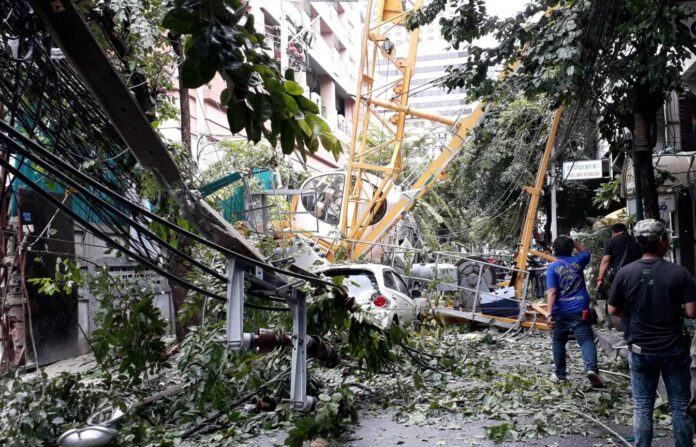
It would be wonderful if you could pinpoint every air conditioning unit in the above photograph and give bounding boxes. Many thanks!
[310,92,322,116]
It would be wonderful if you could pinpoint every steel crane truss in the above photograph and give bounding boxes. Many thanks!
[340,0,488,261]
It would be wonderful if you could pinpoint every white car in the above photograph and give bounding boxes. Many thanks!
[320,264,419,328]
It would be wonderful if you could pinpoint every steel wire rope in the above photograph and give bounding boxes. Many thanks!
[0,28,264,280]
[551,0,623,172]
[0,3,336,288]
[424,101,555,241]
[0,121,337,289]
[390,95,550,244]
[432,193,527,240]
[2,3,300,300]
[0,64,137,196]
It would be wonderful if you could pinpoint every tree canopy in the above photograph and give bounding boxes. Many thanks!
[408,0,696,218]
[162,0,342,160]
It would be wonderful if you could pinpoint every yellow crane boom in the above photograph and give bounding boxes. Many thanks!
[335,0,562,311]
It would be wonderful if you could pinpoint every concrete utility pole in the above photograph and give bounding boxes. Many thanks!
[629,130,644,220]
[549,148,558,241]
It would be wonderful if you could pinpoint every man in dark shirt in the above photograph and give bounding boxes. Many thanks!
[598,223,642,286]
[598,223,642,341]
[608,219,696,447]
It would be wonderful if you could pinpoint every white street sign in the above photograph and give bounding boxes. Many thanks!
[562,160,603,181]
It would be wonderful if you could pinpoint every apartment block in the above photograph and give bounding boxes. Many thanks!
[161,1,361,172]
[376,11,472,140]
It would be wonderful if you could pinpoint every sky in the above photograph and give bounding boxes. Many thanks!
[485,0,529,19]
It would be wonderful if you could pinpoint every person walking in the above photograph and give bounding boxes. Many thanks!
[608,219,696,447]
[597,223,642,341]
[546,235,604,387]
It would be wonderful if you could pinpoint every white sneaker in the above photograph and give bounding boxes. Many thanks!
[551,373,568,383]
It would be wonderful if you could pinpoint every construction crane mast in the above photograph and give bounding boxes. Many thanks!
[338,0,487,260]
[289,0,562,329]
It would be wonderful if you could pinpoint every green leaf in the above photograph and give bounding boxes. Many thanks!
[280,123,295,154]
[180,57,217,89]
[284,80,304,95]
[270,115,282,135]
[262,126,277,147]
[305,113,330,133]
[282,94,300,116]
[245,118,261,143]
[244,14,255,33]
[189,32,211,59]
[285,68,295,81]
[227,104,247,133]
[296,95,319,114]
[220,88,231,105]
[161,8,196,34]
[297,119,312,137]
[266,78,284,94]
[253,64,276,78]
[252,94,274,120]
[308,135,319,152]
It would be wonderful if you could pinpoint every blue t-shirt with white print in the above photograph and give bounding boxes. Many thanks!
[546,251,591,316]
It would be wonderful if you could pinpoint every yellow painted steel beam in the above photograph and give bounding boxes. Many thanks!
[472,313,550,331]
[367,97,457,126]
[350,102,486,259]
[350,162,396,172]
[341,0,424,249]
[528,248,555,263]
[379,0,407,24]
[340,0,375,236]
[514,107,564,297]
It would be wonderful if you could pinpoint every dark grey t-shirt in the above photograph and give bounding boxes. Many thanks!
[608,258,696,352]
[602,232,642,271]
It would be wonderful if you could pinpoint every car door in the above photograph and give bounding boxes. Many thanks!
[384,270,416,322]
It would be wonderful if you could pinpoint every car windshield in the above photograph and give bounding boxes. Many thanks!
[322,269,378,304]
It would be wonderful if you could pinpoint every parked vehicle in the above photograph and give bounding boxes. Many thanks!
[320,264,419,328]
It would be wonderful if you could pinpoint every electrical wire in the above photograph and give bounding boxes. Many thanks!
[0,158,291,312]
[0,120,336,289]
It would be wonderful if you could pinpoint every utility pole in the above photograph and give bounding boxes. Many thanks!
[549,148,558,241]
[630,132,644,220]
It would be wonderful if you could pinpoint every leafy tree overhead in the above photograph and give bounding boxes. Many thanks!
[406,95,601,250]
[408,0,696,219]
[162,0,342,160]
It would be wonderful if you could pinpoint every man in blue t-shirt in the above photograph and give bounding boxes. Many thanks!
[546,235,604,387]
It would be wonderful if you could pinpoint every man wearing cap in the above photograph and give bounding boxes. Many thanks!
[608,219,696,447]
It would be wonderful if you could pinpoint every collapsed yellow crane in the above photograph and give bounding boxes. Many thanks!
[340,0,559,268]
[340,0,486,261]
[290,0,563,329]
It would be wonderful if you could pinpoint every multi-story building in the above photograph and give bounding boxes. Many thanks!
[376,17,472,139]
[161,0,361,172]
